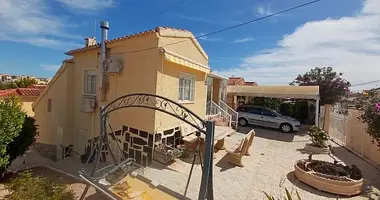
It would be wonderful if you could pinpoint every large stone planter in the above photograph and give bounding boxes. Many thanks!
[304,143,330,154]
[294,160,363,196]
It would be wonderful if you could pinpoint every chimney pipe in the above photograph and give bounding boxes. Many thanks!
[99,21,109,98]
[100,21,109,70]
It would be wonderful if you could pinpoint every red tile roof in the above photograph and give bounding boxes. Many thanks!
[228,77,258,86]
[0,89,18,97]
[27,84,47,89]
[244,81,258,86]
[65,27,192,55]
[0,86,46,98]
[228,77,244,85]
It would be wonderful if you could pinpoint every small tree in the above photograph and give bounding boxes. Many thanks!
[0,97,25,170]
[357,90,380,148]
[14,77,37,88]
[6,117,38,166]
[308,126,329,148]
[291,67,351,105]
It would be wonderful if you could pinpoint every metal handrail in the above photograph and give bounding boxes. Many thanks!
[219,100,238,130]
[206,101,232,127]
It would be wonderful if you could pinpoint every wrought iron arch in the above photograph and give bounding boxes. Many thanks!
[101,93,207,134]
[81,93,214,200]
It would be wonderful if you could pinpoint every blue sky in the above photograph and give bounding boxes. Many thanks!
[1,0,379,90]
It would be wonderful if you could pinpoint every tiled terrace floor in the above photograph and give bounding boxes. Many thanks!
[6,126,380,200]
[142,126,380,200]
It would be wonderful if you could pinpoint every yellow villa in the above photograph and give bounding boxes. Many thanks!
[32,25,233,164]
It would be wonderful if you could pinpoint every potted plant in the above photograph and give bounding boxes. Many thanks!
[304,126,330,154]
[294,156,363,196]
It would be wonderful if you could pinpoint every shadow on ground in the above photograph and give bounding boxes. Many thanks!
[149,160,181,173]
[238,126,298,142]
[215,154,238,172]
[330,145,380,194]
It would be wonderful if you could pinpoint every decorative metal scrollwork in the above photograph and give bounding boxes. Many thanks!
[102,93,206,133]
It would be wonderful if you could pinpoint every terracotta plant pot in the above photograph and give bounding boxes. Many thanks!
[304,143,330,154]
[294,159,363,196]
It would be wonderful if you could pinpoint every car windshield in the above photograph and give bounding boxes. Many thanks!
[270,109,283,117]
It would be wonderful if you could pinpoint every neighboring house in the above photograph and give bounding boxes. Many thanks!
[226,77,258,108]
[227,77,257,86]
[32,26,231,163]
[0,75,13,83]
[0,85,46,116]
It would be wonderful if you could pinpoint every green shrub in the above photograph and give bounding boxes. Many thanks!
[308,126,329,148]
[0,97,25,170]
[357,90,380,149]
[5,171,75,200]
[6,116,38,166]
[264,188,301,200]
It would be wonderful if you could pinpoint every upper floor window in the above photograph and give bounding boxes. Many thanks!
[179,73,195,103]
[84,70,97,95]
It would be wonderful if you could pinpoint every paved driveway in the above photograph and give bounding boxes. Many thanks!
[142,126,380,200]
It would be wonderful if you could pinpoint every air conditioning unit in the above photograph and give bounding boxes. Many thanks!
[82,96,96,113]
[104,58,123,74]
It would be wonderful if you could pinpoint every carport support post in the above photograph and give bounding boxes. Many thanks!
[198,120,215,200]
[315,98,320,127]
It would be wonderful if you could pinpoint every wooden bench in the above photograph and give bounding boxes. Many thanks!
[224,129,255,167]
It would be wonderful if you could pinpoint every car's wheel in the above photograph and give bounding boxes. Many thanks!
[280,123,293,133]
[238,118,248,127]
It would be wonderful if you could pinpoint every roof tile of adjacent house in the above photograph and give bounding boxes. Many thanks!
[0,86,46,97]
[65,26,194,55]
[228,77,258,86]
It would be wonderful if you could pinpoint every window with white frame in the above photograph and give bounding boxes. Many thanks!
[83,70,97,95]
[179,73,195,102]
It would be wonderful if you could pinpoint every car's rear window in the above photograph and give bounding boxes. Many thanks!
[237,107,248,112]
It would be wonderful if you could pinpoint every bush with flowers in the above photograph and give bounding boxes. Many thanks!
[356,90,380,148]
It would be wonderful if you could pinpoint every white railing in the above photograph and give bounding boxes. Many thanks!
[206,101,232,128]
[219,100,238,130]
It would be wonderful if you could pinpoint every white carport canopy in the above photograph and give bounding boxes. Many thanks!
[227,85,319,100]
[227,85,321,126]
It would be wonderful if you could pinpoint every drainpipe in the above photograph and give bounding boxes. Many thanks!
[99,21,109,100]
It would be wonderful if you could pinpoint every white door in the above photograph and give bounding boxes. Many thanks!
[75,129,86,155]
[56,127,64,160]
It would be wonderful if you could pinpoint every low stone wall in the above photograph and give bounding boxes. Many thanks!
[33,142,57,161]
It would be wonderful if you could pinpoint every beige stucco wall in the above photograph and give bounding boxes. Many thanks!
[20,96,36,117]
[155,36,208,131]
[68,33,160,154]
[155,60,207,131]
[34,62,73,146]
[158,36,208,67]
[34,30,210,155]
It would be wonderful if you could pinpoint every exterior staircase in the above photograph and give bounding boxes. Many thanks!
[206,101,238,131]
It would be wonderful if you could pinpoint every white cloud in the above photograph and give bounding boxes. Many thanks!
[233,37,254,43]
[56,0,114,10]
[197,32,223,42]
[254,4,274,16]
[220,0,380,91]
[0,0,84,50]
[0,0,76,37]
[41,64,61,71]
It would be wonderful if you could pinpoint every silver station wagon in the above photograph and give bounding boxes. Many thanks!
[237,105,301,133]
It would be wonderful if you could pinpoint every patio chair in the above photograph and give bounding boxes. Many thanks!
[225,131,252,167]
[245,129,255,156]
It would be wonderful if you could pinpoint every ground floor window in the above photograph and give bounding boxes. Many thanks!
[179,73,195,102]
